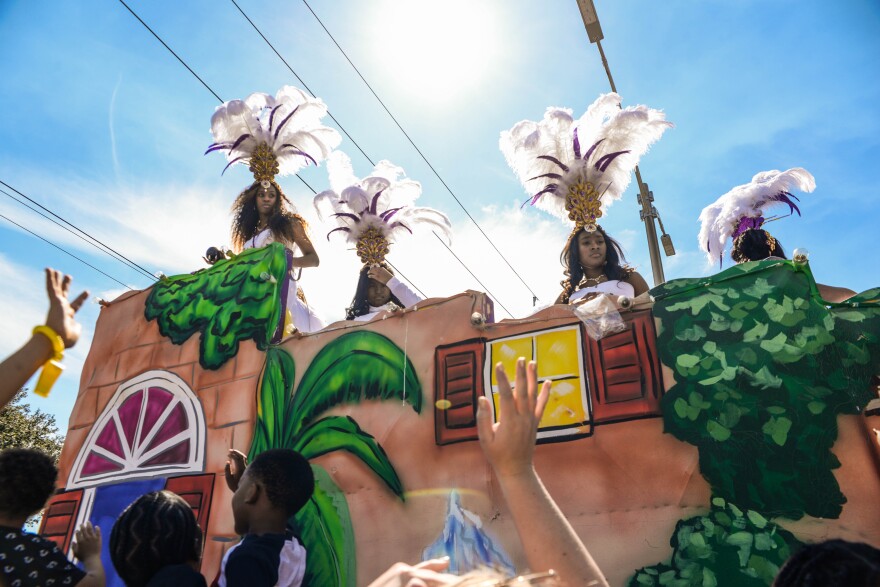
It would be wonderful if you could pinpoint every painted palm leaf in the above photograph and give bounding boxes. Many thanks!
[249,347,297,460]
[289,331,422,438]
[293,466,356,587]
[293,415,404,497]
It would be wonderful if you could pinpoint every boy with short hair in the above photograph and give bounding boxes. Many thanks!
[0,448,105,587]
[219,449,314,587]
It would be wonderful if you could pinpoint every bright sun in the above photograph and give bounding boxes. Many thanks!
[372,0,499,103]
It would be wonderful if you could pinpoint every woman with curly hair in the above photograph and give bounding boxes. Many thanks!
[554,225,649,305]
[230,181,324,333]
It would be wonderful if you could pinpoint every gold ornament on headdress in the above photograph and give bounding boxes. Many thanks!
[565,175,602,232]
[249,143,280,184]
[356,227,390,265]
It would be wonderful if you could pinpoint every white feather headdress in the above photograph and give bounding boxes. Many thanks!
[314,151,452,265]
[206,85,341,184]
[698,168,816,266]
[500,93,672,231]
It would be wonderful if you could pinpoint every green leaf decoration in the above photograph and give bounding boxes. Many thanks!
[290,331,423,438]
[650,260,880,521]
[293,415,404,497]
[144,243,288,369]
[629,497,801,587]
[293,466,356,587]
[249,347,297,461]
[246,331,424,587]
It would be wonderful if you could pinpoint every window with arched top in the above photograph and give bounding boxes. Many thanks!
[67,371,205,489]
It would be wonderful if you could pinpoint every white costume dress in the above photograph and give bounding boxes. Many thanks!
[353,276,422,322]
[569,279,635,303]
[245,228,324,333]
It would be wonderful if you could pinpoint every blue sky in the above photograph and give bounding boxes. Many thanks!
[1,0,878,429]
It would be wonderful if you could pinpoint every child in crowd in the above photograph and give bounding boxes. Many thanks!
[109,491,206,587]
[219,449,315,587]
[0,448,105,587]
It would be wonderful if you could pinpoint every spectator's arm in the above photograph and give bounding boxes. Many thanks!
[477,359,609,587]
[73,522,105,587]
[0,269,88,410]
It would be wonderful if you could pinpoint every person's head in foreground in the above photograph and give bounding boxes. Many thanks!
[0,447,57,525]
[773,539,880,587]
[109,490,203,587]
[231,448,315,535]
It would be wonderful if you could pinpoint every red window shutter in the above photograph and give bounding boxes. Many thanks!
[39,489,83,553]
[164,474,215,533]
[585,310,664,423]
[434,339,485,445]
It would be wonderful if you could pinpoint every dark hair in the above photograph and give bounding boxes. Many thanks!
[0,448,57,518]
[774,539,880,587]
[248,449,314,517]
[557,225,631,304]
[731,228,787,264]
[345,264,404,320]
[230,181,309,252]
[109,490,202,587]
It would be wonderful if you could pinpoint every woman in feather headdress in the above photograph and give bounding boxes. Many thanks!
[500,93,671,305]
[207,85,341,333]
[314,152,452,322]
[699,168,855,302]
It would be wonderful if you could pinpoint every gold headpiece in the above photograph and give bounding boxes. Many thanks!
[355,227,391,266]
[565,175,602,232]
[249,143,280,185]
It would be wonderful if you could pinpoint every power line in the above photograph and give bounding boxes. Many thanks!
[118,0,439,299]
[0,180,157,281]
[432,232,513,319]
[229,0,376,167]
[117,0,324,205]
[0,183,156,281]
[0,213,132,289]
[117,0,223,102]
[301,0,541,305]
[229,0,514,316]
[384,260,427,299]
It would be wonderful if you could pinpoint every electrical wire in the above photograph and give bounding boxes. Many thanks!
[0,213,132,289]
[229,0,376,167]
[432,232,513,318]
[0,182,157,281]
[301,0,540,304]
[229,0,515,316]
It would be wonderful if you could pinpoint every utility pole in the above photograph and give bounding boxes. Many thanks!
[575,0,675,285]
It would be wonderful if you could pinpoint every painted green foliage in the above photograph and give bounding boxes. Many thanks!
[250,332,423,587]
[631,260,880,585]
[144,243,288,369]
[653,260,880,520]
[631,498,800,587]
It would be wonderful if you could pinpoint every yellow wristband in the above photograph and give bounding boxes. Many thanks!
[33,325,65,358]
[32,326,65,398]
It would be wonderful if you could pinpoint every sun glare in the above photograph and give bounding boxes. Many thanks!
[372,0,499,103]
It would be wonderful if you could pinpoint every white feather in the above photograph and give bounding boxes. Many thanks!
[698,168,816,265]
[208,85,341,177]
[499,93,672,222]
[313,155,452,250]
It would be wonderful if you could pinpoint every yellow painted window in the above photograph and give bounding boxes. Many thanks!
[487,325,591,440]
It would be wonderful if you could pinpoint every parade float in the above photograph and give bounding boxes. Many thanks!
[39,86,880,587]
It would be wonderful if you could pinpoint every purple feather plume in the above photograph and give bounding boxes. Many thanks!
[537,155,570,173]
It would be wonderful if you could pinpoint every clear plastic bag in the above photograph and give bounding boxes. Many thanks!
[573,294,627,340]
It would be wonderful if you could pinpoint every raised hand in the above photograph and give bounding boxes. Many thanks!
[45,268,89,348]
[476,358,550,479]
[224,449,248,491]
